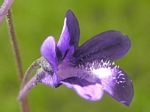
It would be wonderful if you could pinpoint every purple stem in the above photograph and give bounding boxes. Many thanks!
[18,75,37,101]
[21,58,41,89]
[6,9,30,112]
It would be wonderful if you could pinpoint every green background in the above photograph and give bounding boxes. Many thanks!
[0,0,149,112]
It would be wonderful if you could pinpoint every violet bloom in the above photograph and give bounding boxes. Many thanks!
[0,0,14,24]
[19,10,134,106]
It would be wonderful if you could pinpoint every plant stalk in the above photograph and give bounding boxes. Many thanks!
[6,9,30,112]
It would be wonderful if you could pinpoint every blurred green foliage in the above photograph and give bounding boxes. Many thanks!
[0,0,150,112]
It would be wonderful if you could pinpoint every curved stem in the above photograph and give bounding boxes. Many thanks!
[21,58,41,89]
[6,9,30,112]
[18,75,38,101]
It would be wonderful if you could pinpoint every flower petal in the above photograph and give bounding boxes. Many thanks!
[72,30,131,65]
[61,77,104,101]
[0,0,14,24]
[40,36,58,75]
[93,65,134,106]
[39,72,60,88]
[57,10,80,59]
[105,69,134,106]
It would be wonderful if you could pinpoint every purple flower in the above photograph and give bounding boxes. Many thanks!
[18,10,134,106]
[39,10,133,106]
[0,0,14,24]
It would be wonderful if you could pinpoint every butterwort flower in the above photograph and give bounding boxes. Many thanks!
[18,10,134,106]
[0,0,14,24]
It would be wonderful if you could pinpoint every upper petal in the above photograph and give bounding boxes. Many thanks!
[57,10,80,59]
[40,36,58,75]
[61,77,104,101]
[72,30,131,65]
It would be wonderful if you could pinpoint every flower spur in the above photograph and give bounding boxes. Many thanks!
[18,10,134,106]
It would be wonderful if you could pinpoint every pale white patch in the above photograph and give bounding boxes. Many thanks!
[61,18,67,34]
[57,17,71,56]
[92,67,112,79]
[57,17,68,48]
[92,67,115,95]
